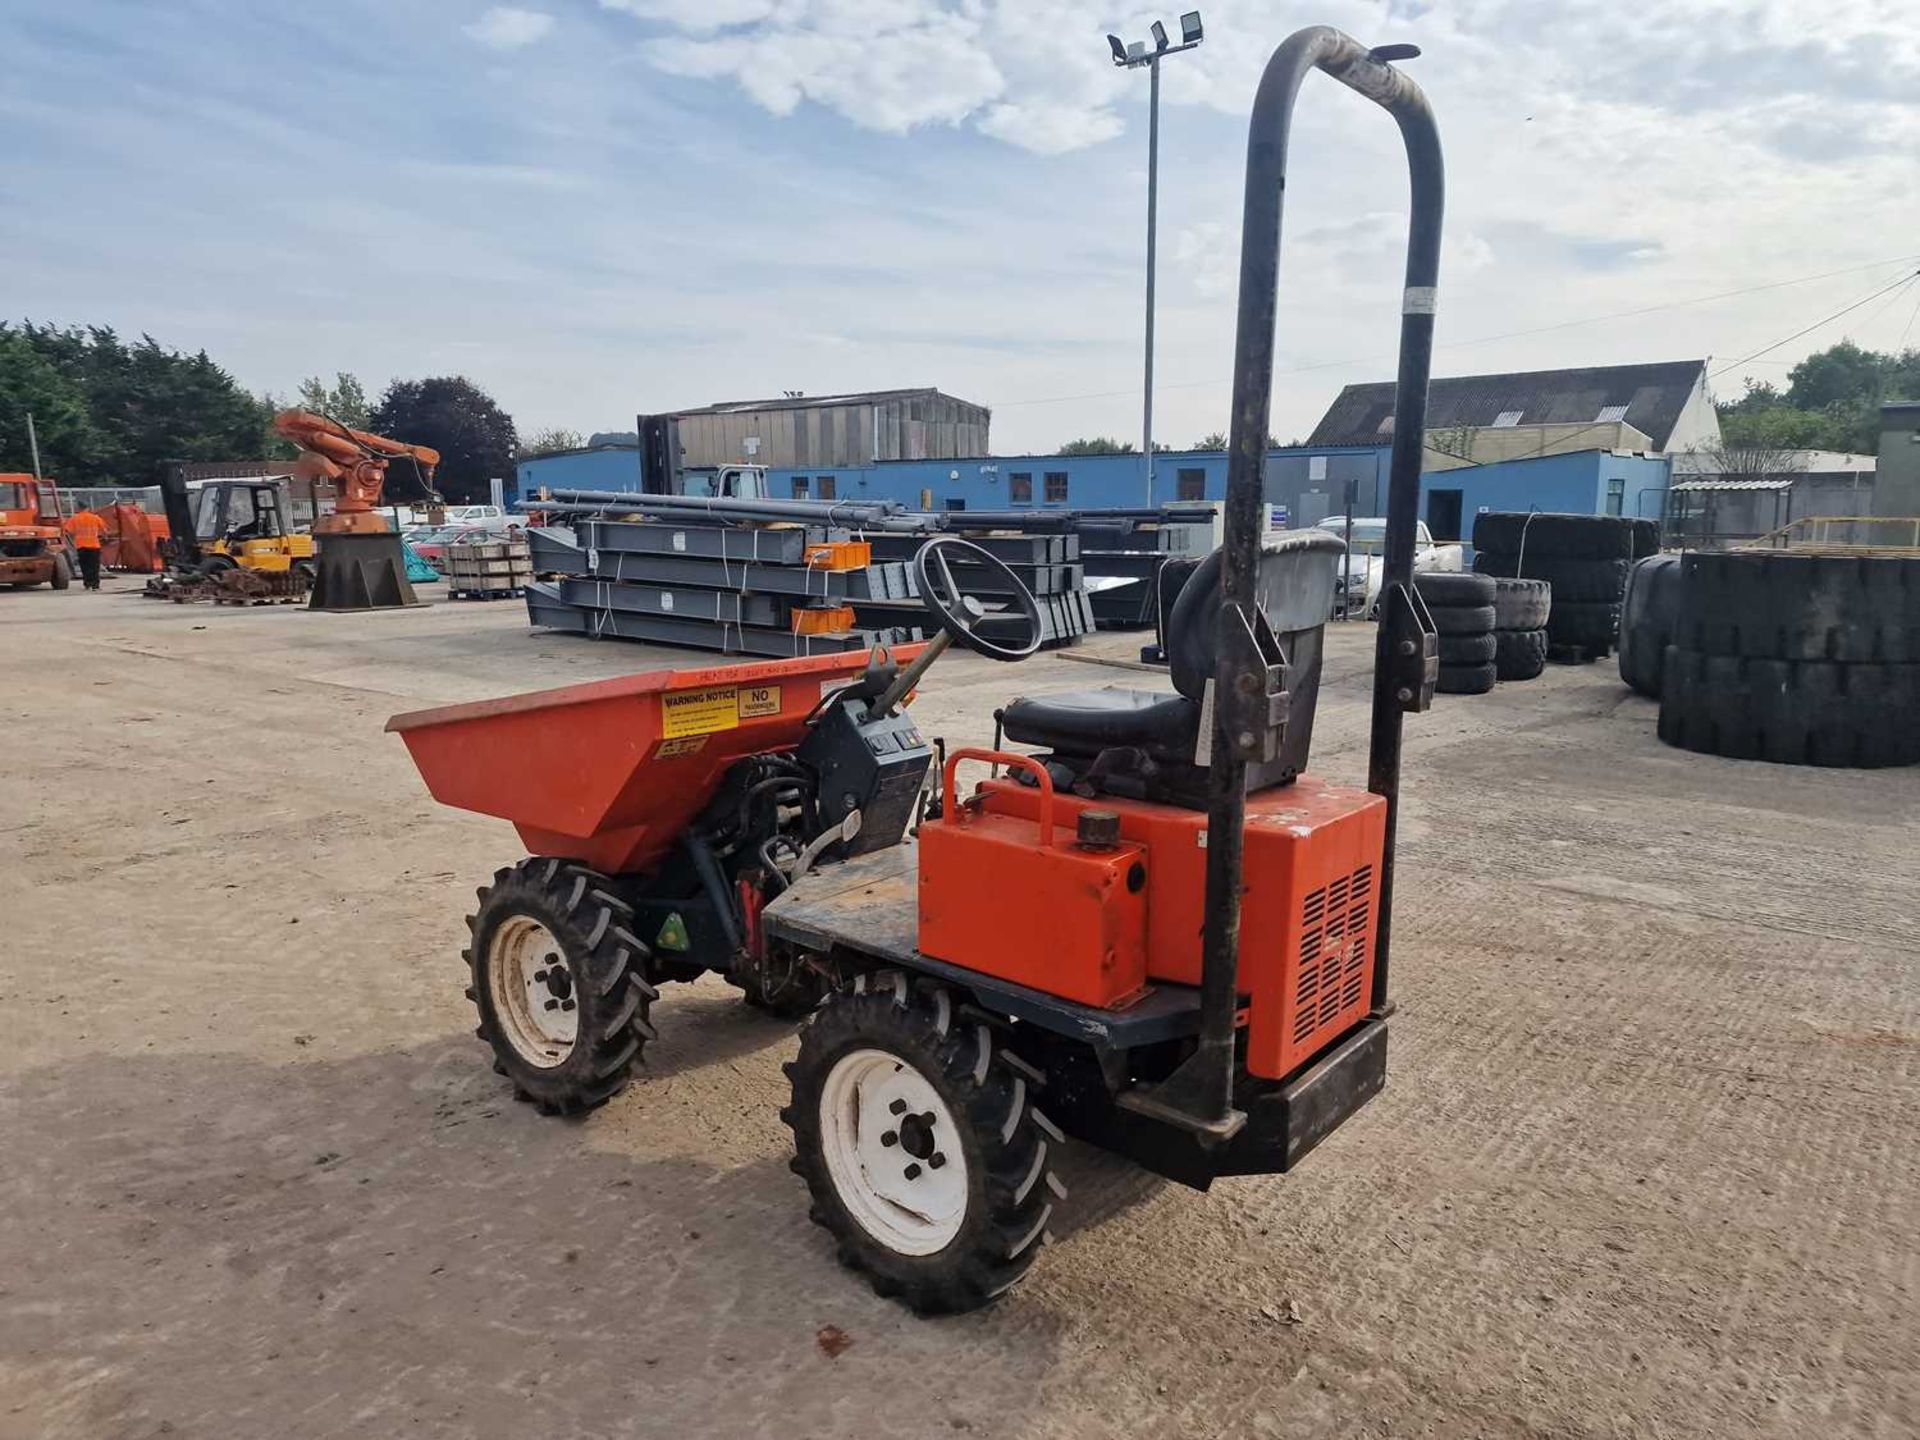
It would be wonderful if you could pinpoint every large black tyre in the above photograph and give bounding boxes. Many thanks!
[1678,552,1920,663]
[1494,628,1549,681]
[784,974,1064,1314]
[1478,555,1627,603]
[49,552,72,590]
[1437,661,1498,694]
[1618,555,1683,697]
[1492,577,1551,631]
[1472,512,1637,561]
[466,857,658,1115]
[1630,519,1662,559]
[1438,631,1498,665]
[1414,572,1497,608]
[1431,603,1497,636]
[1658,647,1920,768]
[1548,600,1622,649]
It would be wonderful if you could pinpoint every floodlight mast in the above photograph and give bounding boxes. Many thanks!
[1106,13,1204,504]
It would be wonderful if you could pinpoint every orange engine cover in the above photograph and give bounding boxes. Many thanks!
[960,770,1387,1080]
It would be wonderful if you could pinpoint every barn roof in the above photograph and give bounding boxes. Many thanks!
[1306,360,1707,449]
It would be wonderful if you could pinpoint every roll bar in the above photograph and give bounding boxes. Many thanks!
[1127,26,1443,1138]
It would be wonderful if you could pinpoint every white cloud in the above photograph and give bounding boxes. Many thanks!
[463,7,555,51]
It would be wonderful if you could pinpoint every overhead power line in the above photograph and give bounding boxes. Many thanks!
[1709,268,1920,380]
[991,251,1920,411]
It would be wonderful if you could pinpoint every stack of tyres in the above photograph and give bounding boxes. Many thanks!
[1658,552,1920,768]
[1617,554,1684,697]
[1473,513,1659,660]
[1414,573,1499,694]
[1491,578,1551,680]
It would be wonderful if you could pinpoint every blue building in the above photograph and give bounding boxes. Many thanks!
[515,441,1669,544]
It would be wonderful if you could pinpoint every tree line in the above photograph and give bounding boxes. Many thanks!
[1717,340,1920,454]
[0,322,570,505]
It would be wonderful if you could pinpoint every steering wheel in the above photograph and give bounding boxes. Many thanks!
[911,537,1043,662]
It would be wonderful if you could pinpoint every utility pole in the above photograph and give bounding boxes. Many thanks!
[1108,13,1204,506]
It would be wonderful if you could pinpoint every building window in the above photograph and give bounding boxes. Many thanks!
[1605,478,1626,516]
[1491,409,1525,428]
[945,497,967,511]
[1009,472,1033,504]
[1176,467,1206,501]
[1044,471,1069,504]
[817,475,836,500]
[791,476,810,499]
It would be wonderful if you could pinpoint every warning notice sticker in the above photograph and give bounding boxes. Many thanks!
[661,685,740,739]
[737,684,781,719]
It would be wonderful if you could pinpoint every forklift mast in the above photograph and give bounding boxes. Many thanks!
[154,462,202,568]
[1176,28,1444,1131]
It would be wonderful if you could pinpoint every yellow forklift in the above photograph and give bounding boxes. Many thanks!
[152,464,314,594]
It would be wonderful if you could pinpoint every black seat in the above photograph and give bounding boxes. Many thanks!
[998,531,1345,801]
[1000,687,1199,759]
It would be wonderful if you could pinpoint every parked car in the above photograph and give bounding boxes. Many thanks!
[1316,516,1464,617]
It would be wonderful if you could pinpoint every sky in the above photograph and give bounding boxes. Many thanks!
[4,0,1918,456]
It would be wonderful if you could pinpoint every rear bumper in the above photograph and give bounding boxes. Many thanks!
[0,556,54,584]
[1070,1019,1388,1190]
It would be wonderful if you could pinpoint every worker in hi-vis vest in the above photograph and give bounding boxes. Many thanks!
[64,509,107,590]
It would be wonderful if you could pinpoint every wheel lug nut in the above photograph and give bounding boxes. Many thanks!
[903,1163,922,1180]
[533,970,548,983]
[543,998,559,1011]
[889,1098,907,1115]
[919,1112,936,1127]
[881,1131,898,1147]
[560,999,576,1012]
[929,1153,945,1169]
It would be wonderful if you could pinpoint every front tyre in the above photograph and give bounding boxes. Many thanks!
[466,857,657,1115]
[782,974,1065,1313]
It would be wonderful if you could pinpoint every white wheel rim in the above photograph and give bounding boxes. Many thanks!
[487,916,577,1068]
[820,1048,970,1256]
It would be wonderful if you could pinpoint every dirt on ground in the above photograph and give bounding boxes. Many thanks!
[1,576,1915,1440]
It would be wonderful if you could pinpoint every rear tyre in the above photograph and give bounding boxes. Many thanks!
[1494,628,1549,681]
[783,974,1063,1314]
[49,553,72,590]
[1436,661,1498,695]
[467,857,658,1115]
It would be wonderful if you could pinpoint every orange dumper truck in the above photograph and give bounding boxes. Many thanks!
[0,475,72,590]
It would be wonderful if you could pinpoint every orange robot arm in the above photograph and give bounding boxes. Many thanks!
[273,410,442,528]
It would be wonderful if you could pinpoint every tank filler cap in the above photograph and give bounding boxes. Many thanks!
[1076,810,1121,851]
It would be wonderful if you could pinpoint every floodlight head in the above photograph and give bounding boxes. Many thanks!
[1180,10,1202,44]
[1108,33,1127,64]
[1151,20,1169,50]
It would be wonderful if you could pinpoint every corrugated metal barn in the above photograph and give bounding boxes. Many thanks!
[667,389,989,469]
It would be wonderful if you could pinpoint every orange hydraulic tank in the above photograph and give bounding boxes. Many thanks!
[918,753,1150,1010]
[972,773,1385,1080]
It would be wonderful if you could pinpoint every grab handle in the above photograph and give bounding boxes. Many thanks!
[940,748,1054,847]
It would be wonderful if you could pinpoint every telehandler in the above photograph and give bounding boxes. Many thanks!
[391,25,1444,1312]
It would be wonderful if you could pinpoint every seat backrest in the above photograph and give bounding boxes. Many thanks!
[1165,529,1345,702]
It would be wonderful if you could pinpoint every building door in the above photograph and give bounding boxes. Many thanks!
[1426,488,1463,541]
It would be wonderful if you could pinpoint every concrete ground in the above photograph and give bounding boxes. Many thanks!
[1,574,1915,1440]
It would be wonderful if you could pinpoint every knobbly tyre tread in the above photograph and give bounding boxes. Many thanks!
[1477,555,1628,603]
[1437,631,1498,665]
[1547,599,1622,650]
[1491,577,1551,631]
[1430,603,1498,637]
[1413,572,1498,608]
[1436,661,1498,695]
[465,857,658,1116]
[1618,554,1683,697]
[1657,646,1920,768]
[1678,551,1920,663]
[1471,512,1638,561]
[782,974,1064,1314]
[1494,628,1549,681]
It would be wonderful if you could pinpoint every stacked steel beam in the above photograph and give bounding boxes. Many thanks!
[520,491,1216,656]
